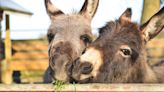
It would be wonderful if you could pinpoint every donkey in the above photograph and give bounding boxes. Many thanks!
[43,0,99,83]
[72,7,164,83]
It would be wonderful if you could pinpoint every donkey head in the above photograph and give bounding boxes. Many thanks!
[45,0,99,82]
[72,7,164,83]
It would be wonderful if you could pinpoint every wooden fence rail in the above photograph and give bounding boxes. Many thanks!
[0,84,164,92]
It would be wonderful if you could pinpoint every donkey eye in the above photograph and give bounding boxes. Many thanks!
[120,49,131,56]
[80,35,92,45]
[119,45,132,57]
[48,33,54,42]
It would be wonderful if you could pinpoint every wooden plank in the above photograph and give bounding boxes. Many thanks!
[146,39,164,48]
[12,40,48,52]
[147,48,164,58]
[12,51,48,60]
[0,84,164,92]
[9,60,48,71]
[146,39,164,59]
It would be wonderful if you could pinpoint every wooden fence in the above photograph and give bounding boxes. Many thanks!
[11,40,48,71]
[0,39,49,84]
[146,38,164,65]
[0,84,164,92]
[0,38,164,84]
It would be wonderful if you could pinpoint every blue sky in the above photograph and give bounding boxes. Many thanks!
[1,0,161,40]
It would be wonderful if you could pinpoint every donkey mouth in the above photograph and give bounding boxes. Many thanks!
[72,76,93,84]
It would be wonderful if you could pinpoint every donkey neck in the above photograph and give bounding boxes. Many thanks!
[135,49,158,83]
[140,60,158,83]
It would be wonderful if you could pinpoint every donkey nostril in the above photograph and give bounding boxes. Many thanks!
[81,62,93,74]
[82,49,86,54]
[83,66,90,71]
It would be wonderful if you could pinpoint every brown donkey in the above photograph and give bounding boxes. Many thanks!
[43,0,99,83]
[72,7,164,83]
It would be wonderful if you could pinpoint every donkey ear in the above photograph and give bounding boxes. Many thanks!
[119,8,132,22]
[80,0,99,19]
[45,0,64,19]
[141,7,164,41]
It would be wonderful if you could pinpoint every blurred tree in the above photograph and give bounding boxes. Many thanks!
[141,0,160,24]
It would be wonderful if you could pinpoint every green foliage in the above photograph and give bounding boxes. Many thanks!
[73,81,77,92]
[53,80,67,92]
[52,80,78,92]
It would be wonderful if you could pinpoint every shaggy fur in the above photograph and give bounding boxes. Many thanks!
[72,7,164,83]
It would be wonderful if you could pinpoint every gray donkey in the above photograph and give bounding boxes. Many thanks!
[72,7,164,83]
[44,0,99,83]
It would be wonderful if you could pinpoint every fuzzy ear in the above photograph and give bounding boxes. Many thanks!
[45,0,64,19]
[80,0,99,19]
[119,8,132,22]
[141,7,164,41]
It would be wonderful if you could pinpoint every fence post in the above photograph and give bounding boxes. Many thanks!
[1,14,12,84]
[0,10,3,83]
